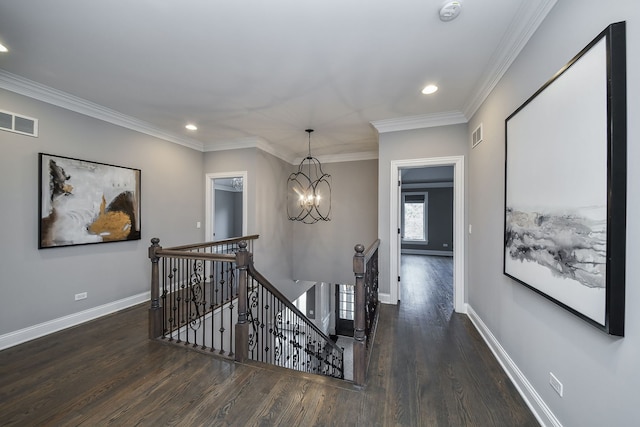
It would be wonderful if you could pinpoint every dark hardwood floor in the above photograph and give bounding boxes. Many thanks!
[0,255,538,426]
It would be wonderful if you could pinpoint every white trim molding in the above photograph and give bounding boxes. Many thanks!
[0,70,205,151]
[205,171,249,242]
[0,292,150,351]
[467,305,563,427]
[389,156,465,313]
[378,292,393,305]
[462,0,558,118]
[372,111,468,134]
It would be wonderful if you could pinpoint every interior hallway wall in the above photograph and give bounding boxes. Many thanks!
[0,89,204,337]
[467,1,640,425]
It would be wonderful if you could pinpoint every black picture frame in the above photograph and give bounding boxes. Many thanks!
[503,22,626,336]
[39,153,141,249]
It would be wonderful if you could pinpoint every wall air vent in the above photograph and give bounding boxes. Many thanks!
[472,123,483,148]
[0,110,38,137]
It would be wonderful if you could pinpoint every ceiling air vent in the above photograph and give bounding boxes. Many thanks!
[0,110,39,137]
[472,123,483,148]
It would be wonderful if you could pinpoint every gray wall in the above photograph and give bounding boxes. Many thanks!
[378,124,468,297]
[203,148,296,296]
[401,186,453,252]
[214,189,242,239]
[292,159,378,286]
[468,1,639,425]
[0,89,204,336]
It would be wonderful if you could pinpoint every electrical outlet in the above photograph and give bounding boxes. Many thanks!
[75,292,87,301]
[443,243,449,247]
[549,372,563,397]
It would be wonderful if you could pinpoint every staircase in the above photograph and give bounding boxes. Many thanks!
[148,235,379,385]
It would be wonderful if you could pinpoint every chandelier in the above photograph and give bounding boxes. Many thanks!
[231,177,243,191]
[287,129,331,223]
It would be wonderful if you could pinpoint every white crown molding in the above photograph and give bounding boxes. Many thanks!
[204,136,297,164]
[292,150,378,165]
[0,70,205,151]
[462,0,558,118]
[203,136,266,152]
[371,111,468,134]
[207,137,377,165]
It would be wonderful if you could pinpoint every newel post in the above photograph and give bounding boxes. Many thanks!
[148,238,163,339]
[235,241,250,363]
[353,243,366,386]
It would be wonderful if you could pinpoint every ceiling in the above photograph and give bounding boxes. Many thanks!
[0,0,556,162]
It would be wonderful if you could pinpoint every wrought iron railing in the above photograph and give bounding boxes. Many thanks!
[148,236,344,380]
[353,239,380,386]
[245,265,344,378]
[148,236,258,358]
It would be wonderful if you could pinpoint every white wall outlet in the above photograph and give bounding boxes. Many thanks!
[75,292,87,301]
[550,372,563,397]
[468,224,473,234]
[196,221,201,229]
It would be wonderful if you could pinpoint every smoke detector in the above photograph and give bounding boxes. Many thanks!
[439,1,462,22]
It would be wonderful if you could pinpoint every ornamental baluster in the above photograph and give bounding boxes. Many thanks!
[235,241,250,363]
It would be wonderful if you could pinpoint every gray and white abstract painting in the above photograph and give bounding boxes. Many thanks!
[504,38,608,325]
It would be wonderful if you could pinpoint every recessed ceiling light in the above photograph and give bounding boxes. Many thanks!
[0,43,8,53]
[185,123,197,131]
[422,84,438,95]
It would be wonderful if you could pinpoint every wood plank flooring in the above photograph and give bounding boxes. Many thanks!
[0,255,538,426]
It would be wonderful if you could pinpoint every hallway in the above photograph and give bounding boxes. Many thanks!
[0,257,538,425]
[364,254,538,425]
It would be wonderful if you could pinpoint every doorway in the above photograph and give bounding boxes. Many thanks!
[389,156,465,313]
[334,284,355,336]
[205,172,248,241]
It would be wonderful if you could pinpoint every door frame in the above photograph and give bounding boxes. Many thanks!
[389,156,465,313]
[205,171,248,241]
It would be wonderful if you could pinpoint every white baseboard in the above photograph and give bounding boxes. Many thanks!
[401,249,453,257]
[378,292,393,304]
[0,291,150,351]
[466,305,562,427]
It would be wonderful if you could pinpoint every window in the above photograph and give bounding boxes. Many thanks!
[402,193,428,242]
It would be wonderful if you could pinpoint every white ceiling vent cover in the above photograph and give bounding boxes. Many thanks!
[0,110,39,137]
[472,123,483,148]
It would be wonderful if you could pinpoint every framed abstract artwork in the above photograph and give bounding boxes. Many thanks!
[39,153,141,248]
[504,22,626,336]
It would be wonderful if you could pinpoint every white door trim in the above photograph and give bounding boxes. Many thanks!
[390,156,465,313]
[205,171,248,241]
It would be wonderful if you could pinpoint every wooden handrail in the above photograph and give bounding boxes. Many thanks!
[153,249,236,261]
[149,236,344,379]
[164,235,260,251]
[363,239,380,262]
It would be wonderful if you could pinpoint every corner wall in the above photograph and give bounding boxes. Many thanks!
[377,124,468,298]
[203,148,296,296]
[292,159,378,288]
[467,1,640,425]
[0,89,204,339]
